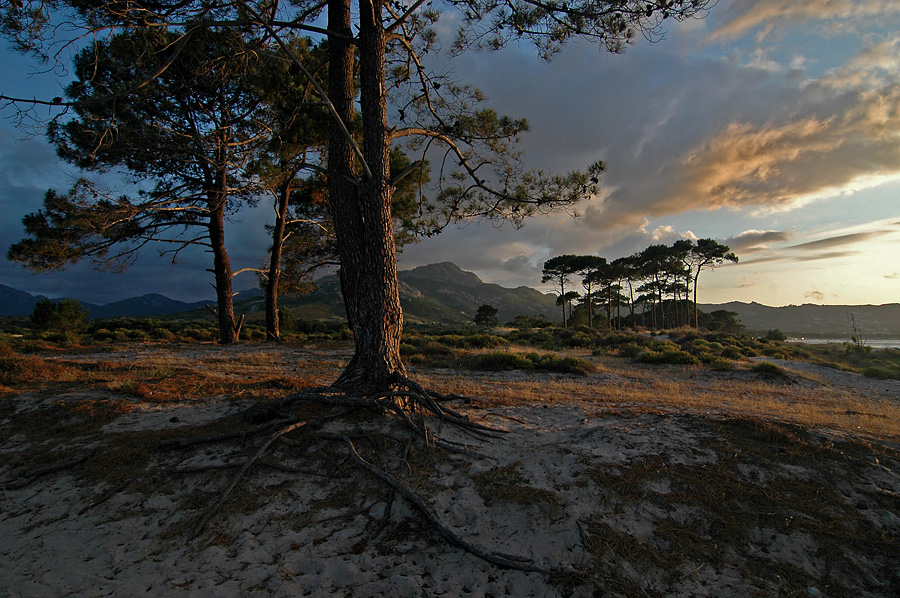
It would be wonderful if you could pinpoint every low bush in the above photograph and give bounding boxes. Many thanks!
[637,349,698,366]
[470,351,533,371]
[863,367,899,381]
[751,361,786,376]
[708,357,735,371]
[467,350,593,375]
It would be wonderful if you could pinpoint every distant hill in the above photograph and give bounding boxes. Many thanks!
[700,301,900,339]
[0,284,47,317]
[8,269,896,336]
[231,262,561,326]
[0,284,213,319]
[1,264,558,326]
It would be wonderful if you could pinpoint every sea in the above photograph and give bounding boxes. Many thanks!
[787,338,900,350]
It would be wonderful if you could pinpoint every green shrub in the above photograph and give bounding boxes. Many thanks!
[567,332,592,347]
[531,354,593,375]
[764,329,787,341]
[470,351,533,371]
[126,329,150,341]
[708,357,734,371]
[616,342,644,358]
[751,361,785,376]
[150,327,176,341]
[721,346,744,360]
[862,367,899,380]
[637,350,698,365]
[93,328,117,342]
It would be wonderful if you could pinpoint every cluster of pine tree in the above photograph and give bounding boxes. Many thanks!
[542,239,738,330]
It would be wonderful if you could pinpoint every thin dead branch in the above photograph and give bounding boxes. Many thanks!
[188,420,306,540]
[4,455,88,490]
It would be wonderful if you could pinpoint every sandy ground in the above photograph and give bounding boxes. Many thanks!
[2,343,899,597]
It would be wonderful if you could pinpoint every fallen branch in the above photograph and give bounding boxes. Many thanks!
[78,481,131,515]
[4,455,88,490]
[188,421,306,540]
[159,418,296,450]
[175,459,336,478]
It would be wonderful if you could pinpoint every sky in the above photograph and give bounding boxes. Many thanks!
[1,0,899,307]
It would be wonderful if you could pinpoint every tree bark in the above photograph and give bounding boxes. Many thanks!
[209,192,239,345]
[265,180,292,341]
[328,0,406,394]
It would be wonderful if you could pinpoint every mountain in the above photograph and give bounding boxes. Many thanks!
[10,266,895,335]
[700,301,900,339]
[0,284,47,317]
[399,262,559,324]
[233,262,561,326]
[0,285,208,319]
[86,294,213,319]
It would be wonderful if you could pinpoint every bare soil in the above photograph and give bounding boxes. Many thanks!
[2,341,899,597]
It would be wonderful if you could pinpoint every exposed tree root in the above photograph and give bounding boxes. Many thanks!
[165,380,567,574]
[324,432,552,574]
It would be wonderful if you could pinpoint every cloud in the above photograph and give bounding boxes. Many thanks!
[650,225,675,241]
[794,250,860,262]
[723,229,791,253]
[885,272,900,280]
[819,39,900,90]
[709,0,900,42]
[804,290,825,302]
[788,230,892,251]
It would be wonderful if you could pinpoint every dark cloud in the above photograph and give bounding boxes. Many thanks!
[885,272,900,280]
[501,255,535,275]
[804,290,826,302]
[722,230,791,253]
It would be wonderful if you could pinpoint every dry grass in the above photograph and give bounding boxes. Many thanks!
[2,339,899,596]
[415,353,900,442]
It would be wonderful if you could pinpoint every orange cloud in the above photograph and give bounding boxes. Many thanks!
[709,0,900,42]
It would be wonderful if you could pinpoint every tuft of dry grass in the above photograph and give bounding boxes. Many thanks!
[473,461,564,516]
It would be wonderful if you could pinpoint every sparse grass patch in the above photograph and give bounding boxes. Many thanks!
[473,461,563,516]
[578,417,900,596]
[751,361,787,377]
[0,343,82,388]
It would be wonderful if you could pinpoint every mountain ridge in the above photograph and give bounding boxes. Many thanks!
[3,268,899,336]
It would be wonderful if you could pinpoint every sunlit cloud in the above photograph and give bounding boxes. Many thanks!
[723,230,791,253]
[709,0,900,42]
[819,39,900,90]
[651,225,676,241]
[804,290,826,302]
[788,230,892,251]
[794,251,860,262]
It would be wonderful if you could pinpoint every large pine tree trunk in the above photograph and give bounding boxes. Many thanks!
[265,182,291,341]
[209,194,239,345]
[328,0,406,394]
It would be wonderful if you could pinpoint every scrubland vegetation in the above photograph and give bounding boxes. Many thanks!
[3,313,899,387]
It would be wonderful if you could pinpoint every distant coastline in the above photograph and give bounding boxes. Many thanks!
[788,338,900,350]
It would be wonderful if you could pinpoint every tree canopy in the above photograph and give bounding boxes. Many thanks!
[542,238,738,331]
[2,0,716,393]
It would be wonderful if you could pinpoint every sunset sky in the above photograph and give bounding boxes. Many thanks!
[1,0,898,307]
